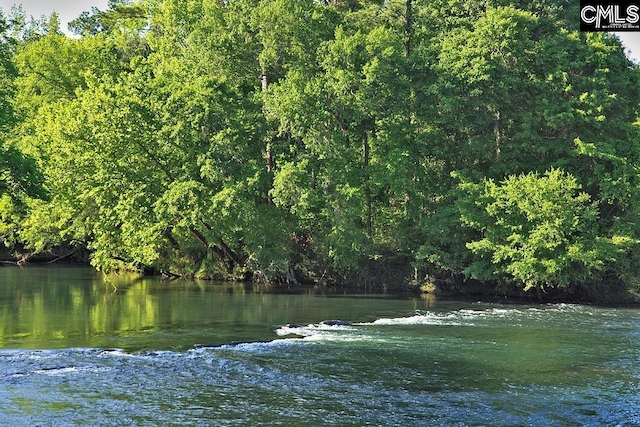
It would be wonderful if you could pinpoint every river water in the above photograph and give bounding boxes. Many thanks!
[0,266,639,426]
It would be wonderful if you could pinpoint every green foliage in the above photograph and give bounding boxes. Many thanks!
[69,1,149,36]
[459,169,612,290]
[3,0,640,299]
[265,17,421,277]
[0,15,47,248]
[0,145,46,202]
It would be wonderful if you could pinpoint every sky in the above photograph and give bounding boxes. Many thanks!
[1,1,640,62]
[615,32,640,62]
[0,1,109,34]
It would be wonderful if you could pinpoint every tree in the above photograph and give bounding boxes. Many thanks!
[416,4,640,294]
[7,0,640,298]
[459,169,609,290]
[0,11,16,131]
[68,0,148,36]
[265,5,427,282]
[0,12,46,248]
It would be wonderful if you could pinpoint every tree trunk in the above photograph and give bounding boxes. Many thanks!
[405,0,413,57]
[262,72,274,203]
[494,110,501,159]
[364,133,372,238]
[189,227,234,273]
[164,229,180,250]
[286,266,299,285]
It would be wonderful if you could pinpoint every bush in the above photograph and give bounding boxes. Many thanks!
[459,169,608,290]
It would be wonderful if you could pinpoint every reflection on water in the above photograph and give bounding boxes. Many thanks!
[0,265,428,351]
[1,266,640,425]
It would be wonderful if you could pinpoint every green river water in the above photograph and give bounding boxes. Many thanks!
[0,266,639,425]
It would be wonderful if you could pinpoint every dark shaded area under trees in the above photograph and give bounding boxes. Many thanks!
[1,0,640,302]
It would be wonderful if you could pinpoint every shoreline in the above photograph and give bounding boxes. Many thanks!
[3,261,639,305]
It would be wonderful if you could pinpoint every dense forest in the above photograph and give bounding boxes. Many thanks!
[1,0,639,300]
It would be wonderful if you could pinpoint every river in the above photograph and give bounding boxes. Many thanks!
[0,266,639,425]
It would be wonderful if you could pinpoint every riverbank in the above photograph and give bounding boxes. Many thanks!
[3,254,638,305]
